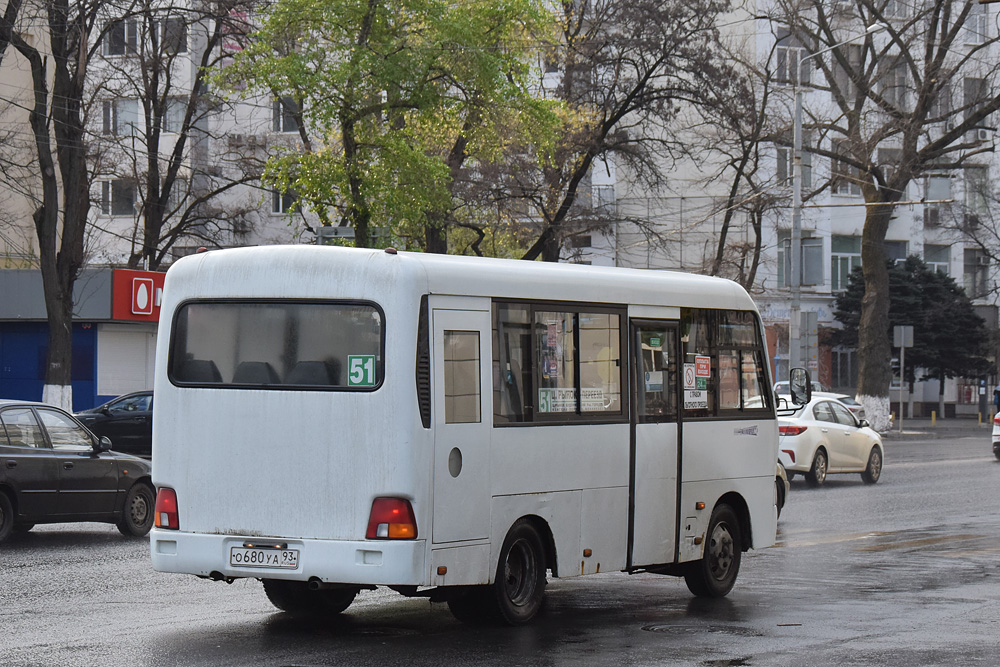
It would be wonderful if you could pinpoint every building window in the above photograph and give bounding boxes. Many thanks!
[831,235,861,291]
[103,99,139,136]
[924,175,952,227]
[159,18,188,54]
[879,57,907,110]
[272,97,300,133]
[592,184,616,214]
[965,166,989,230]
[101,180,137,217]
[832,140,862,196]
[965,2,988,44]
[831,346,858,390]
[884,240,908,264]
[831,44,862,101]
[272,189,297,214]
[161,97,186,134]
[964,248,989,298]
[925,244,950,275]
[103,19,138,56]
[776,44,810,86]
[776,133,812,189]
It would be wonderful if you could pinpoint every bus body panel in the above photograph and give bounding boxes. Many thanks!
[150,529,426,585]
[489,490,582,580]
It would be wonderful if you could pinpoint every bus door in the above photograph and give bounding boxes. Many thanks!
[431,305,491,544]
[628,320,680,569]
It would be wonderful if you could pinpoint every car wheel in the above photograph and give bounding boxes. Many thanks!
[486,519,547,625]
[684,503,742,598]
[0,493,13,543]
[775,477,786,519]
[806,449,828,487]
[116,482,155,537]
[447,587,491,625]
[861,447,882,484]
[262,579,358,616]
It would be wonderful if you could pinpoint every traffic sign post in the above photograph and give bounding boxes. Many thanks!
[893,326,914,434]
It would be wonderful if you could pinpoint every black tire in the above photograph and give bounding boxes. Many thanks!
[0,493,13,543]
[806,449,828,487]
[684,504,742,598]
[486,519,547,625]
[446,587,491,625]
[861,447,882,484]
[775,477,786,519]
[262,579,358,616]
[116,482,155,537]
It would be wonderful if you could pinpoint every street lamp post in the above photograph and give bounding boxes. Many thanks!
[789,23,887,374]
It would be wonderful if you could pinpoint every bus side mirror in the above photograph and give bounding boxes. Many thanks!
[789,367,812,406]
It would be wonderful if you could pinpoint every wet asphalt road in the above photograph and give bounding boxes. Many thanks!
[1,429,999,666]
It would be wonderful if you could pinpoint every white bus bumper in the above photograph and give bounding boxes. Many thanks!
[150,529,427,586]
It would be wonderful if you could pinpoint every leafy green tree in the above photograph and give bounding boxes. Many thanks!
[834,256,992,407]
[218,0,558,251]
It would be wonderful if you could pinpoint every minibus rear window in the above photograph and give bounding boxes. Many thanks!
[168,301,384,390]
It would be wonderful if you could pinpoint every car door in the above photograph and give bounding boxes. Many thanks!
[97,393,152,456]
[811,401,848,470]
[830,402,870,469]
[37,408,118,517]
[0,407,60,518]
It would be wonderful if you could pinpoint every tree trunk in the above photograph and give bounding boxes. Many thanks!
[856,206,893,431]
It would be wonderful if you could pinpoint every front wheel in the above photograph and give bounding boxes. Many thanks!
[487,519,547,625]
[684,504,742,598]
[861,447,882,484]
[117,483,155,537]
[262,580,358,616]
[806,450,828,487]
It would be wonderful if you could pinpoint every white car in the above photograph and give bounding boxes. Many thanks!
[992,414,1000,460]
[777,394,884,486]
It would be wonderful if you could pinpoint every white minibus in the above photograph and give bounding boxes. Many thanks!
[150,245,781,625]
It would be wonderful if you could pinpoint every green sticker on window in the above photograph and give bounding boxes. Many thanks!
[347,355,377,386]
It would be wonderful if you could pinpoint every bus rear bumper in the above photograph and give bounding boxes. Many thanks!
[150,529,427,586]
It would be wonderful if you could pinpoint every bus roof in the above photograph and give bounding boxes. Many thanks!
[163,245,757,312]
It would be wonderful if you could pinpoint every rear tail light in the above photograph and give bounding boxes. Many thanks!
[366,497,417,539]
[781,449,796,463]
[994,414,1000,426]
[155,487,179,530]
[779,425,808,436]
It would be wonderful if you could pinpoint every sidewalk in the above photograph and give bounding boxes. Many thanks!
[880,416,993,439]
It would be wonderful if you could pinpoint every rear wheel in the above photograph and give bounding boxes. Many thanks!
[262,580,358,616]
[117,482,155,537]
[861,447,882,484]
[806,450,828,487]
[0,493,13,543]
[484,519,547,625]
[775,477,786,519]
[684,504,742,598]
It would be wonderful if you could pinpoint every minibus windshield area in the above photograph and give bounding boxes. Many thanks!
[168,300,384,390]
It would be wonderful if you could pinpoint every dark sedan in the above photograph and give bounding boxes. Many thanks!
[74,391,152,458]
[0,399,155,543]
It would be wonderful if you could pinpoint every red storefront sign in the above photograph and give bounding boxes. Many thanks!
[112,269,166,322]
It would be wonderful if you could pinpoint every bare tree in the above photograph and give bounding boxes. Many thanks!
[91,0,265,270]
[508,0,734,262]
[0,0,107,408]
[769,0,1000,429]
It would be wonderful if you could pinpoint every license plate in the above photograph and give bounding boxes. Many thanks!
[229,546,299,569]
